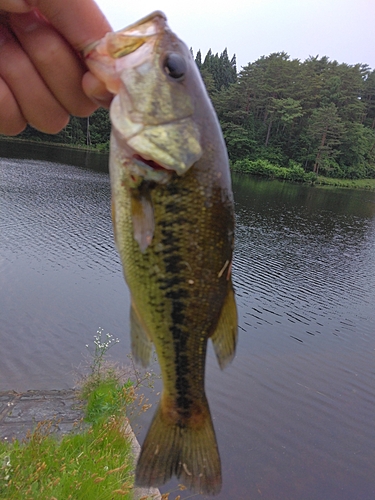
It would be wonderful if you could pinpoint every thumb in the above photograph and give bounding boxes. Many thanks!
[0,1,32,13]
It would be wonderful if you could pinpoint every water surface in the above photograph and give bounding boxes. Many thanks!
[1,141,374,499]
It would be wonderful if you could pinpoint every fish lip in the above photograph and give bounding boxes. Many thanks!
[83,11,167,60]
[120,10,167,34]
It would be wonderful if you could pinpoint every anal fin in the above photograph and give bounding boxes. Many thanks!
[210,284,238,369]
[130,302,153,367]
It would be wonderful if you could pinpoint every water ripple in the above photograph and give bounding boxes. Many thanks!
[1,155,375,500]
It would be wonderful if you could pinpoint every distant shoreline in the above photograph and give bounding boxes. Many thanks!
[231,159,375,191]
[0,135,108,154]
[2,136,375,191]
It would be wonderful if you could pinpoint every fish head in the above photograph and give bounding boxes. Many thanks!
[84,11,203,182]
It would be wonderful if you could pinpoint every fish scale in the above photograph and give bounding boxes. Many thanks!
[122,169,228,387]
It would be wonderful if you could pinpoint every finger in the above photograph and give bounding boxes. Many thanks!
[0,76,26,135]
[82,71,113,108]
[0,0,31,13]
[10,10,98,117]
[0,22,69,133]
[25,0,112,51]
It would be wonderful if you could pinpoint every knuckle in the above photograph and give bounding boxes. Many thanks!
[32,36,62,68]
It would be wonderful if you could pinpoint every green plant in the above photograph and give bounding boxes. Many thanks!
[0,330,136,499]
[0,416,133,499]
[0,329,167,499]
[84,378,134,426]
[85,328,120,387]
[231,158,318,184]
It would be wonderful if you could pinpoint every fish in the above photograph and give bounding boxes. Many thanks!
[84,11,237,495]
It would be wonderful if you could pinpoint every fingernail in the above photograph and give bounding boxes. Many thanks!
[84,73,114,104]
[91,91,114,109]
[11,9,47,33]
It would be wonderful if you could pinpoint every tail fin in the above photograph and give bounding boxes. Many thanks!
[135,400,222,495]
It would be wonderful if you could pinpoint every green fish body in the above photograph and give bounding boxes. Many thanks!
[85,11,237,495]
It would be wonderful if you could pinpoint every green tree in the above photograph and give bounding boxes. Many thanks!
[200,48,237,90]
[12,47,375,180]
[340,122,375,177]
[305,104,345,174]
[195,49,202,69]
[362,69,375,129]
[88,108,111,149]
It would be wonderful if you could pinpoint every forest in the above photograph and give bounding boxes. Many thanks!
[16,49,375,180]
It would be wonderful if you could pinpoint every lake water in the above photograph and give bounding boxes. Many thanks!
[1,141,375,499]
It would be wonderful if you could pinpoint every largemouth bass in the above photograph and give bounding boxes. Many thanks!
[84,11,237,495]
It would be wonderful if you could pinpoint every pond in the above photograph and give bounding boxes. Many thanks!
[1,140,375,499]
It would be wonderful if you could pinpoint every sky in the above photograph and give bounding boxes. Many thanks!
[94,0,375,71]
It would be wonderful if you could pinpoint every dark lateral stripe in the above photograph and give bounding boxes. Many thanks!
[159,224,193,417]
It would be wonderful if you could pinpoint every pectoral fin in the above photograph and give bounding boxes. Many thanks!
[130,302,153,367]
[130,186,154,252]
[210,284,238,369]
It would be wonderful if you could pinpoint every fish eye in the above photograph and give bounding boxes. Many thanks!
[163,53,186,80]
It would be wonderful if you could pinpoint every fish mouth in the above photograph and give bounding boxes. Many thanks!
[132,154,170,172]
[105,11,166,59]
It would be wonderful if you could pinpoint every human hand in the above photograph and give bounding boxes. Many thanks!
[0,0,113,136]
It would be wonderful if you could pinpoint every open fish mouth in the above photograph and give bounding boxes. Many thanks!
[132,154,170,172]
[129,152,173,186]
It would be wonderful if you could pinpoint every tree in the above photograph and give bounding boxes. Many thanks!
[306,104,345,174]
[88,108,111,147]
[362,69,375,129]
[13,48,375,180]
[195,49,202,69]
[340,123,375,177]
[200,48,237,91]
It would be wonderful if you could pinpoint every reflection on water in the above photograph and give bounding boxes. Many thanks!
[0,144,130,390]
[0,139,109,172]
[1,142,375,499]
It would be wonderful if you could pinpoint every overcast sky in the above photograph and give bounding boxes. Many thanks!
[94,0,375,71]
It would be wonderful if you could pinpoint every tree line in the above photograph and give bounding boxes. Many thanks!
[17,49,375,179]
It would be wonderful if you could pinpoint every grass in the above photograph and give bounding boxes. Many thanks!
[0,330,140,500]
[231,158,375,190]
[315,176,375,190]
[0,387,135,499]
[231,158,317,183]
[0,329,186,500]
[0,417,134,499]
